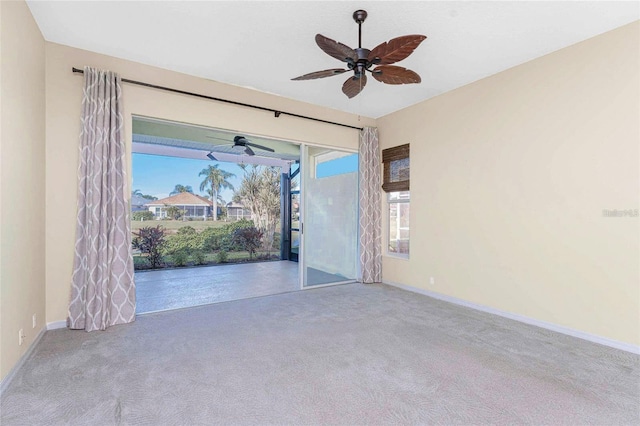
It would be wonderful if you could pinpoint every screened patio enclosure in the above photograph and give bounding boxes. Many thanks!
[132,116,359,313]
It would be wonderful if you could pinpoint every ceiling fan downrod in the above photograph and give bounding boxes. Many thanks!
[352,10,370,78]
[353,10,367,48]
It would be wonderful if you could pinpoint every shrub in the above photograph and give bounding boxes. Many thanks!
[164,226,202,254]
[271,232,281,251]
[165,205,184,220]
[215,250,228,263]
[200,228,231,252]
[223,220,255,251]
[171,250,189,267]
[218,234,235,252]
[132,211,154,221]
[198,219,255,253]
[177,226,197,235]
[200,228,222,251]
[132,255,148,270]
[225,218,254,233]
[132,225,166,268]
[232,226,263,259]
[192,250,207,265]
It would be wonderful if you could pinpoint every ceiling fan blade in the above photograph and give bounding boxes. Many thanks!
[315,34,357,63]
[372,65,421,85]
[342,74,367,99]
[244,145,255,156]
[245,142,275,153]
[207,152,218,161]
[367,35,427,65]
[292,68,349,81]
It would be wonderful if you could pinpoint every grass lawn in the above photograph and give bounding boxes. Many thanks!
[131,219,230,233]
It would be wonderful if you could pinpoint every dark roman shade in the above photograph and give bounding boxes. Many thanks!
[382,143,410,192]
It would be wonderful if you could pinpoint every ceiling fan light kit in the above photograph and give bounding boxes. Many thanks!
[292,10,427,98]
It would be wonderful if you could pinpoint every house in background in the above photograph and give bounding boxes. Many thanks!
[130,194,151,212]
[225,202,252,221]
[145,192,213,219]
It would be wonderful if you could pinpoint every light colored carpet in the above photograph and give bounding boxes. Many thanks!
[1,283,638,425]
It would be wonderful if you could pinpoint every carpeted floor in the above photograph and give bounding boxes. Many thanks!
[1,283,638,425]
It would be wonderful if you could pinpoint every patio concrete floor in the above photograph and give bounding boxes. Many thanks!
[135,260,299,314]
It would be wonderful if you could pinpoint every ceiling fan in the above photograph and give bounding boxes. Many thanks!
[292,10,427,98]
[206,135,275,159]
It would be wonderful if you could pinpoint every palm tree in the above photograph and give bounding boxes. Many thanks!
[199,165,235,221]
[169,184,193,195]
[207,188,227,220]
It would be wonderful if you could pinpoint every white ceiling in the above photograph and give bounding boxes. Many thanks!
[27,1,639,118]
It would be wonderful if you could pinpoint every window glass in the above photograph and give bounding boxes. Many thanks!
[388,191,410,257]
[316,153,358,178]
[388,191,410,201]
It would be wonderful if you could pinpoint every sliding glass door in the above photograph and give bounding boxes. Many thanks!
[301,146,359,287]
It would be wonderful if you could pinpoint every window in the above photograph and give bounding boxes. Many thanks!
[382,144,410,257]
[388,191,410,257]
[315,152,358,178]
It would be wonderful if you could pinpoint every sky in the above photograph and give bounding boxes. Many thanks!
[132,153,245,202]
[132,152,359,202]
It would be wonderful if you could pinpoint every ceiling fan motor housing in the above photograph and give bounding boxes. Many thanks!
[354,48,371,77]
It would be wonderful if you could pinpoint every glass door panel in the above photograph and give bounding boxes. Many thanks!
[301,146,358,287]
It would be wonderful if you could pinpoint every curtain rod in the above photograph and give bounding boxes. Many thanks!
[71,67,363,131]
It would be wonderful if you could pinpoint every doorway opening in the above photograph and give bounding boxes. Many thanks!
[131,116,359,313]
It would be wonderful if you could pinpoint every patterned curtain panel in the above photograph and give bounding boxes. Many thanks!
[68,67,136,331]
[359,127,382,283]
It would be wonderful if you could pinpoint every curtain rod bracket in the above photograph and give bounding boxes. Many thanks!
[71,67,363,131]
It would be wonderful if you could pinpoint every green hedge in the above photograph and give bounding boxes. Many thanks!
[162,219,255,255]
[132,211,154,221]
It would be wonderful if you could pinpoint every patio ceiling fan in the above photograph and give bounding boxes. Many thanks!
[207,135,275,157]
[291,10,427,98]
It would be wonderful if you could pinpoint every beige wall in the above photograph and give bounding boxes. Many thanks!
[0,0,47,381]
[45,43,375,324]
[378,21,640,346]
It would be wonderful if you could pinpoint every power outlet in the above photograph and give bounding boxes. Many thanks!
[429,276,435,285]
[32,314,37,329]
[18,329,25,346]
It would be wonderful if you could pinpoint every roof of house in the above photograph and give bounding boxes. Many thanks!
[145,192,212,207]
[131,194,151,207]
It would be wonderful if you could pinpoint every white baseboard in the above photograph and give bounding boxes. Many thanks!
[0,326,47,395]
[46,320,67,330]
[383,280,640,355]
